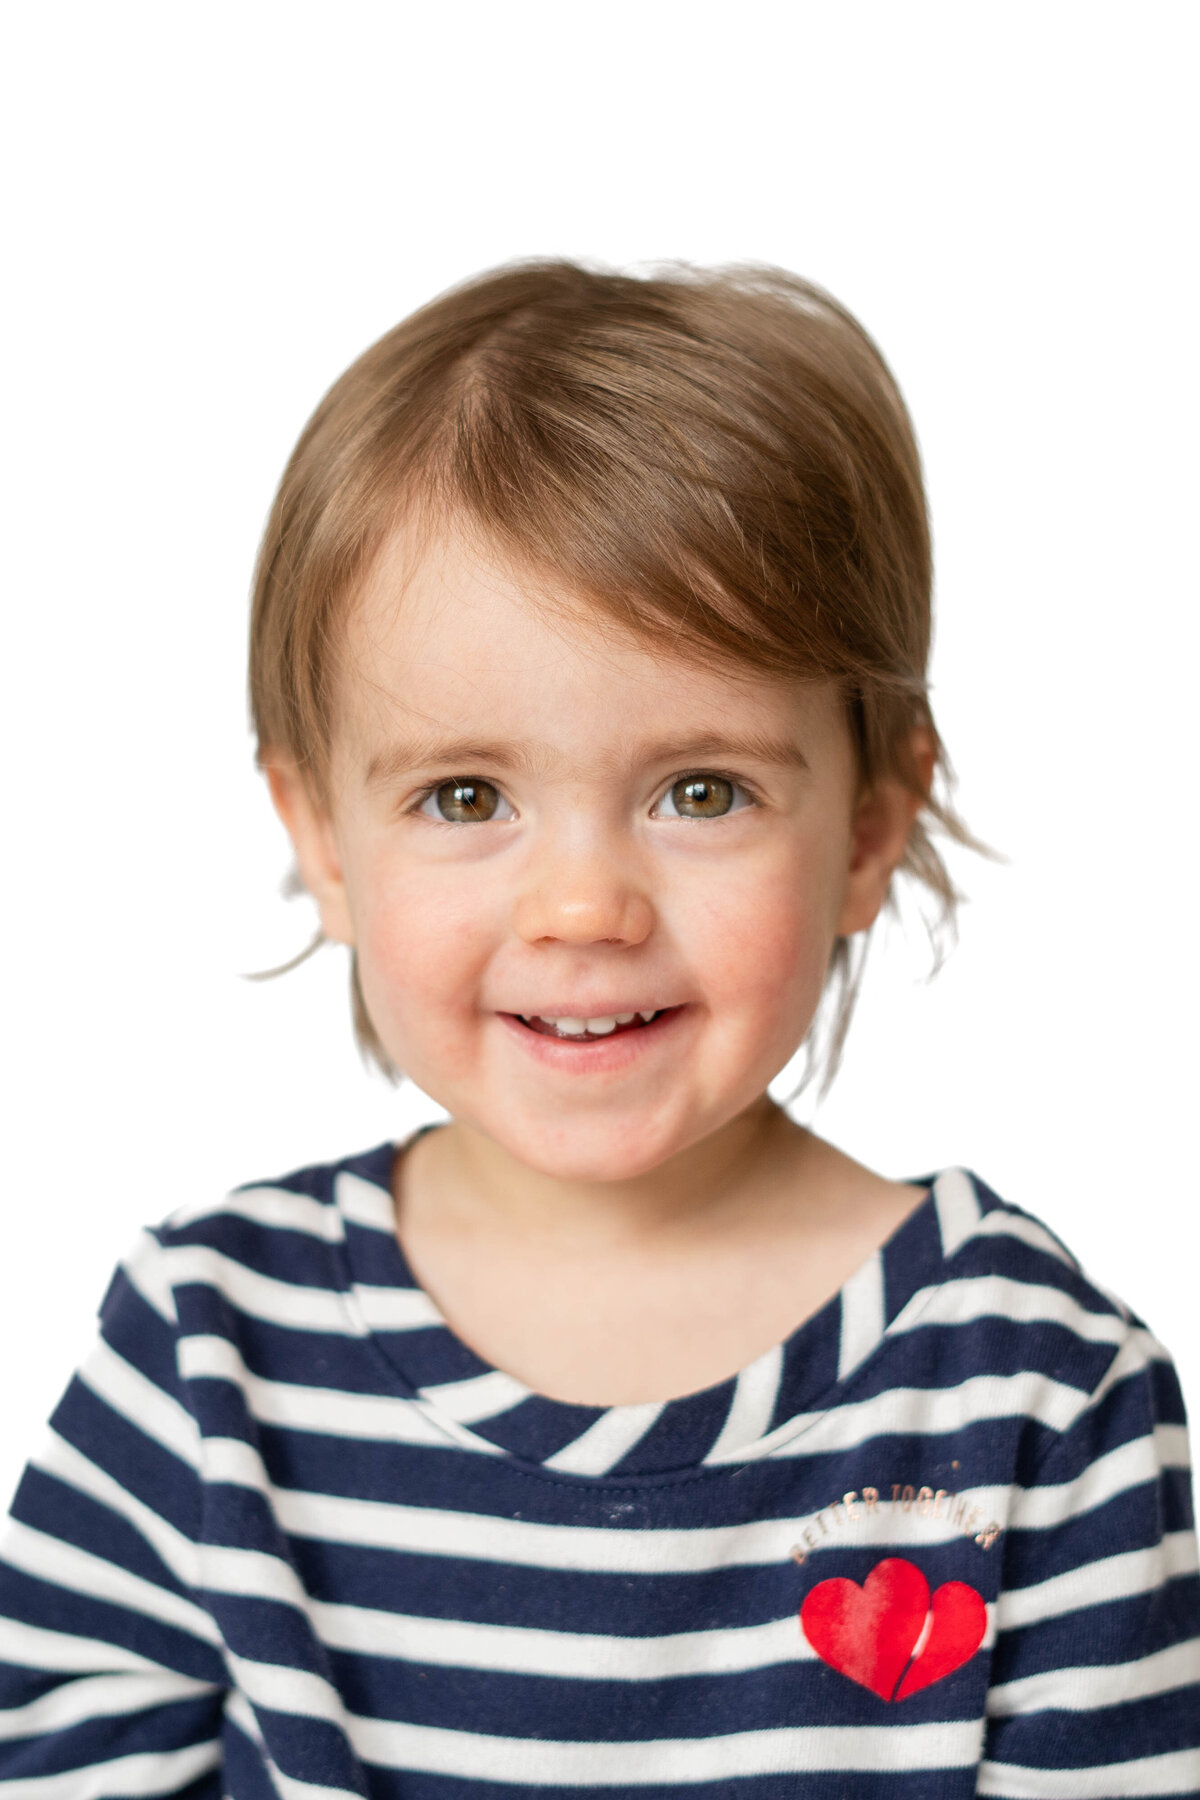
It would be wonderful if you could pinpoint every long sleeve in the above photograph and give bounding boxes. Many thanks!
[979,1317,1200,1797]
[0,1230,228,1797]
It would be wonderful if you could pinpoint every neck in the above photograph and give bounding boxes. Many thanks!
[405,1095,811,1255]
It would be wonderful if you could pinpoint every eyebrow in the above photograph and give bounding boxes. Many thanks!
[363,729,811,789]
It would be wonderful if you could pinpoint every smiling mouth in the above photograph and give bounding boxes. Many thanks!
[514,1009,675,1042]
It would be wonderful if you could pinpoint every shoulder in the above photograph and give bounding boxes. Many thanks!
[107,1141,398,1323]
[914,1168,1177,1426]
[932,1167,1132,1317]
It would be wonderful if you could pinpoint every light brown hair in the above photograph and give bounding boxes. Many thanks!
[249,258,981,1089]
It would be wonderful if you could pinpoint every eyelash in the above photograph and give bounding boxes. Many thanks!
[407,771,760,824]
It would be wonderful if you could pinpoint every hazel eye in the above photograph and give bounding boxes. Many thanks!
[655,774,750,820]
[418,778,513,824]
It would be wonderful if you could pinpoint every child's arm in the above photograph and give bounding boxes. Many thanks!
[0,1231,228,1796]
[981,1318,1200,1794]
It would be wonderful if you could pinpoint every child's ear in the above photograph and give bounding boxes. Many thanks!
[262,758,356,947]
[836,727,936,937]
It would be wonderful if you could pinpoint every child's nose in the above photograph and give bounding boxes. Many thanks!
[510,837,654,948]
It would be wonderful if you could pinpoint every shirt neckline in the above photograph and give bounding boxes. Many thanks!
[331,1128,984,1480]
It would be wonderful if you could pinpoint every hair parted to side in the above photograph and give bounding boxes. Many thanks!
[249,257,984,1094]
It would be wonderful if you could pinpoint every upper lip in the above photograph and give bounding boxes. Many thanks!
[507,1004,676,1017]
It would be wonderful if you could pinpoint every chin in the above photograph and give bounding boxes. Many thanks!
[486,1108,697,1185]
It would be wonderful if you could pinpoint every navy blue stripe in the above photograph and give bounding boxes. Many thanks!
[770,1309,842,1430]
[881,1188,947,1319]
[222,1711,313,1798]
[361,1770,982,1799]
[325,1649,989,1737]
[950,1232,1117,1315]
[97,1266,183,1392]
[169,1212,345,1288]
[187,1311,415,1395]
[1001,1483,1188,1596]
[11,1466,188,1599]
[236,1704,367,1791]
[266,1531,1001,1639]
[986,1686,1200,1767]
[236,1410,1037,1512]
[343,1216,415,1285]
[467,1394,606,1461]
[45,1380,202,1537]
[285,1538,802,1633]
[0,1694,220,1779]
[849,1316,1119,1395]
[610,1384,738,1475]
[381,1325,494,1388]
[993,1574,1200,1682]
[0,1563,224,1682]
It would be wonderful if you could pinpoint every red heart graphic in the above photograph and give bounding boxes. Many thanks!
[800,1558,929,1701]
[800,1557,985,1701]
[895,1579,987,1699]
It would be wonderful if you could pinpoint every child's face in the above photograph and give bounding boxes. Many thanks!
[270,523,921,1182]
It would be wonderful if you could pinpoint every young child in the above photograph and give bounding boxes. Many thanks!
[1,261,1197,1799]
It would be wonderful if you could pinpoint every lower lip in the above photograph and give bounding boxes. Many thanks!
[498,1007,688,1072]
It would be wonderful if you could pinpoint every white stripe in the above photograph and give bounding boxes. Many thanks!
[705,1343,783,1462]
[837,1248,885,1380]
[542,1402,664,1475]
[346,1712,983,1781]
[737,1366,1093,1464]
[198,1541,312,1607]
[417,1368,531,1423]
[161,1243,357,1334]
[170,1184,345,1241]
[978,1746,1200,1797]
[974,1206,1082,1270]
[115,1231,177,1325]
[932,1167,982,1258]
[995,1531,1198,1631]
[199,1440,990,1572]
[988,1634,1200,1715]
[0,1618,169,1678]
[904,1274,1130,1345]
[335,1169,398,1234]
[0,1670,218,1742]
[223,1690,368,1800]
[179,1335,499,1452]
[0,1741,221,1799]
[1085,1326,1171,1412]
[348,1283,446,1332]
[0,1519,221,1646]
[225,1649,347,1728]
[30,1430,200,1593]
[266,1470,798,1570]
[1007,1422,1191,1531]
[311,1596,823,1678]
[77,1342,200,1471]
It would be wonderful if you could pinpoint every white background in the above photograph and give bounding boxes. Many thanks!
[2,3,1196,1513]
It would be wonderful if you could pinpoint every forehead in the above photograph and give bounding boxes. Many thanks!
[335,523,844,766]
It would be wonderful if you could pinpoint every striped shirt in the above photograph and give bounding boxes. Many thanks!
[0,1132,1197,1798]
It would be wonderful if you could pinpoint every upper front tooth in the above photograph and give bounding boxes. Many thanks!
[614,1013,636,1025]
[585,1016,617,1034]
[552,1018,587,1035]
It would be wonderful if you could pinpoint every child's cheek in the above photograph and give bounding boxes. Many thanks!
[351,857,497,1070]
[688,851,841,1028]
